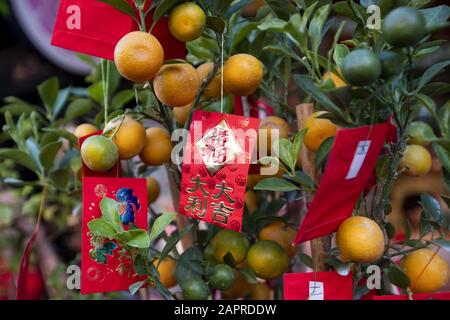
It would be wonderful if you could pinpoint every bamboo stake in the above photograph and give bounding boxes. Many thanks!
[296,103,330,272]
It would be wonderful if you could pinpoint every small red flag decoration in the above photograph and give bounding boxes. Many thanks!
[284,272,353,300]
[81,177,148,294]
[179,110,259,232]
[51,0,184,61]
[293,120,397,244]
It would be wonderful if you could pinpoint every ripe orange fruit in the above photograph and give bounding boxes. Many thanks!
[323,71,347,88]
[250,282,271,300]
[259,116,290,153]
[139,127,173,166]
[243,0,265,17]
[153,63,201,107]
[211,229,249,264]
[399,144,432,177]
[197,62,221,99]
[146,176,161,204]
[401,248,449,293]
[104,116,146,160]
[74,123,98,140]
[259,222,297,258]
[114,31,164,83]
[168,2,206,42]
[245,190,258,213]
[223,54,264,96]
[173,102,194,125]
[247,240,289,279]
[152,257,177,288]
[336,216,385,263]
[80,135,119,172]
[222,270,252,299]
[303,111,337,152]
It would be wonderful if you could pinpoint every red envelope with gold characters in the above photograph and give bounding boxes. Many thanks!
[179,111,259,232]
[293,120,397,244]
[372,292,450,300]
[51,0,184,61]
[81,177,148,294]
[284,272,353,300]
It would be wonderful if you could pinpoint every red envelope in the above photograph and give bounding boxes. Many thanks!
[81,177,148,294]
[179,111,259,232]
[293,120,397,244]
[372,292,450,300]
[79,131,121,178]
[284,272,353,300]
[51,0,185,61]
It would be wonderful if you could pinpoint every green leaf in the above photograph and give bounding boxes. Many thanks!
[206,16,225,33]
[298,253,314,268]
[175,247,204,287]
[53,88,71,119]
[0,205,12,226]
[223,0,252,18]
[25,138,43,175]
[129,280,146,295]
[41,129,78,146]
[420,193,444,225]
[149,212,177,244]
[39,141,62,173]
[64,99,95,123]
[120,229,150,248]
[387,264,410,289]
[257,19,287,32]
[159,224,193,263]
[97,0,137,20]
[238,268,258,284]
[315,136,334,169]
[293,75,348,122]
[417,61,450,92]
[421,5,450,32]
[88,218,117,239]
[0,149,37,172]
[112,90,134,110]
[309,4,331,53]
[291,129,306,169]
[37,78,59,115]
[153,0,181,27]
[278,138,295,171]
[333,44,349,69]
[133,255,149,275]
[385,222,396,240]
[433,142,450,173]
[229,21,259,51]
[292,170,316,191]
[254,177,300,192]
[100,197,122,232]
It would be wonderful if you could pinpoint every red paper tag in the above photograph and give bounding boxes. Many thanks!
[51,0,185,61]
[293,120,397,244]
[79,131,121,178]
[372,292,450,300]
[81,177,148,294]
[179,111,259,232]
[284,272,353,300]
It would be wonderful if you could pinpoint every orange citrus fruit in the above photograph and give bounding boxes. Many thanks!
[336,216,385,263]
[168,2,206,42]
[146,176,161,204]
[222,270,252,299]
[152,257,177,288]
[114,31,164,83]
[173,102,194,125]
[211,229,249,264]
[401,248,449,293]
[259,221,297,258]
[323,71,347,88]
[153,63,201,107]
[197,62,221,99]
[223,54,263,96]
[247,240,289,279]
[74,123,98,140]
[250,282,271,300]
[104,116,146,160]
[80,135,119,172]
[399,144,432,177]
[303,111,337,152]
[259,116,290,153]
[139,127,173,166]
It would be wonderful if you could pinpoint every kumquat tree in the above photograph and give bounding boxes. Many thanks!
[0,0,450,303]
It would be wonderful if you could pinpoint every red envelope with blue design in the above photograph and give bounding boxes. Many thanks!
[81,177,148,294]
[51,0,184,61]
[179,111,259,232]
[293,120,397,244]
[284,272,353,300]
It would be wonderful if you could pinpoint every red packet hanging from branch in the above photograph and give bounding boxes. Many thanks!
[179,111,259,232]
[284,272,353,300]
[293,120,397,244]
[51,0,184,61]
[81,177,148,294]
